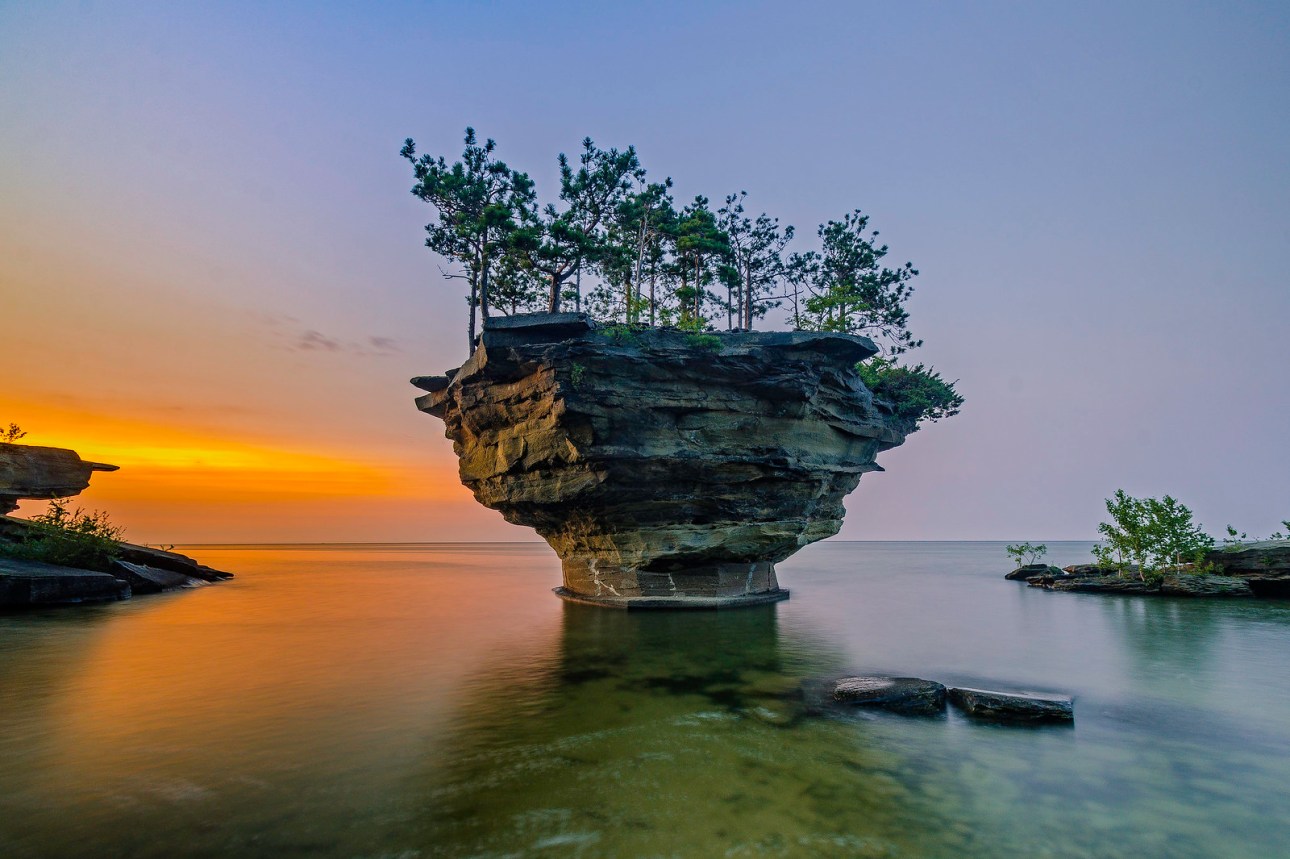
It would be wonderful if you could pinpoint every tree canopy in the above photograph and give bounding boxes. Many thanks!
[401,128,961,427]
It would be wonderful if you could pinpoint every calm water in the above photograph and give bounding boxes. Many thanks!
[2,541,1289,858]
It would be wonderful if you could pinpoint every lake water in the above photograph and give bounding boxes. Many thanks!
[1,541,1288,858]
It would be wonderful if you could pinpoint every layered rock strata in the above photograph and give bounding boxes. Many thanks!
[413,312,910,608]
[0,444,118,514]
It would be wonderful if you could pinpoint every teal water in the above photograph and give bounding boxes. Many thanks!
[1,541,1288,857]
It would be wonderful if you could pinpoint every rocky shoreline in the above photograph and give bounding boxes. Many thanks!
[0,444,233,609]
[0,515,233,608]
[1006,541,1290,599]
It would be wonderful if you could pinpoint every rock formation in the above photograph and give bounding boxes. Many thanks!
[0,443,233,608]
[413,312,911,608]
[0,444,118,514]
[1205,540,1290,597]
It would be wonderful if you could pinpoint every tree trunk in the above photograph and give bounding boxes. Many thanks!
[632,216,648,324]
[548,273,561,313]
[467,274,479,356]
[574,258,582,312]
[693,259,701,320]
[649,268,656,327]
[744,269,753,329]
[479,242,491,321]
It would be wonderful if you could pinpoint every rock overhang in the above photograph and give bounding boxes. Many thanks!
[412,312,909,607]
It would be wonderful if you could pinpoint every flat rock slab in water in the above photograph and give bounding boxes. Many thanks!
[832,676,946,714]
[948,687,1073,723]
[109,560,206,594]
[0,556,130,607]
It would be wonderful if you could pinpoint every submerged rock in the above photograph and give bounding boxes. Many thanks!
[414,312,910,607]
[948,687,1073,723]
[832,677,947,715]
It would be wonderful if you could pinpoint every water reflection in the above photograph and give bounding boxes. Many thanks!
[1,544,1288,858]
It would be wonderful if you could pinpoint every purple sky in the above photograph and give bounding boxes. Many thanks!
[2,1,1287,541]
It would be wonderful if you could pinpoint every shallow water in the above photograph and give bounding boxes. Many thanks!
[1,541,1288,857]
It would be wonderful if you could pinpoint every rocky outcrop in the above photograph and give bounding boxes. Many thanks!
[414,312,910,607]
[0,556,132,606]
[948,687,1073,723]
[1206,541,1290,597]
[1004,563,1063,581]
[0,444,118,514]
[832,677,947,714]
[0,515,235,608]
[1033,572,1254,597]
[0,444,234,608]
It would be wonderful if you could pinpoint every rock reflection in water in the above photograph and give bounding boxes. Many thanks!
[409,602,940,857]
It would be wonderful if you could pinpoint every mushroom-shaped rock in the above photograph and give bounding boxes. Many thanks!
[413,312,912,608]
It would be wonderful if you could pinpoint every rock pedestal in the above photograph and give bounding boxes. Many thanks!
[414,312,910,608]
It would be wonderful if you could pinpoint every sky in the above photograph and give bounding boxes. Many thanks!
[1,1,1287,543]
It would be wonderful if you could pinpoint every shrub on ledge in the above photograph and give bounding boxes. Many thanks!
[857,357,963,428]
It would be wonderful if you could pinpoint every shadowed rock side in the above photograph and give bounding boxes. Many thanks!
[0,445,118,514]
[413,312,910,607]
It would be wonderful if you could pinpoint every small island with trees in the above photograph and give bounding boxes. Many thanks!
[1006,491,1290,598]
[401,128,961,430]
[401,128,963,607]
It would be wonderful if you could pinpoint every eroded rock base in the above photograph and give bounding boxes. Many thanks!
[559,557,784,609]
[554,586,789,610]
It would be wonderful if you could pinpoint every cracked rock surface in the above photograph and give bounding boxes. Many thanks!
[413,312,910,606]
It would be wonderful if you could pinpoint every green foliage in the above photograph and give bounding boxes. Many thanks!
[402,129,530,353]
[1,498,124,572]
[2,422,26,443]
[1222,524,1248,550]
[1223,520,1290,547]
[717,191,793,330]
[857,357,963,428]
[399,129,958,427]
[1094,490,1215,580]
[684,332,723,353]
[568,362,586,388]
[1005,542,1048,567]
[600,323,643,346]
[791,210,921,355]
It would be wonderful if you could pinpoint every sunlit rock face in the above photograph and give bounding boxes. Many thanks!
[413,313,910,608]
[0,445,118,514]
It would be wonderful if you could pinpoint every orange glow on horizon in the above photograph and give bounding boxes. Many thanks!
[1,394,474,541]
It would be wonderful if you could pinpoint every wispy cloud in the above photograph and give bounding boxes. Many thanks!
[296,330,343,352]
[274,325,401,357]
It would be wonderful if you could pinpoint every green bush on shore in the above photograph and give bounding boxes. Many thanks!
[0,498,124,572]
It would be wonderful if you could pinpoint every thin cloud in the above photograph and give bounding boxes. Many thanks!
[296,330,343,352]
[288,329,400,357]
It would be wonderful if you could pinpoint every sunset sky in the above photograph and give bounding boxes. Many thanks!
[2,1,1287,543]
